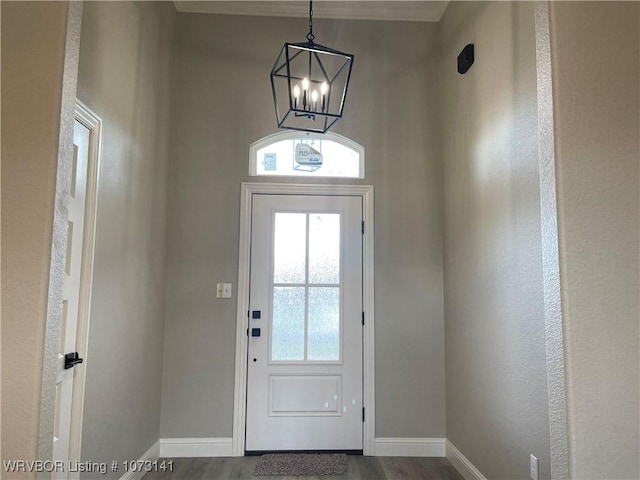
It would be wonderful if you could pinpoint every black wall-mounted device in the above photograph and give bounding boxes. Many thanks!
[457,44,474,74]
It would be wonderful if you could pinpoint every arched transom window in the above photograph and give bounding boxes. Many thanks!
[249,131,364,178]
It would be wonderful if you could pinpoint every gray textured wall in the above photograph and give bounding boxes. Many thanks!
[440,2,552,478]
[1,2,69,474]
[160,12,446,439]
[76,2,175,476]
[550,2,640,478]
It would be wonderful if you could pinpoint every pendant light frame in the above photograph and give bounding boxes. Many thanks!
[270,2,354,134]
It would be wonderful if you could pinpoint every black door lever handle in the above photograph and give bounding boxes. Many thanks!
[64,352,84,369]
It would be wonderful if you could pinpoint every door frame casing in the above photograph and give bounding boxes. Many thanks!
[66,100,102,472]
[232,182,375,456]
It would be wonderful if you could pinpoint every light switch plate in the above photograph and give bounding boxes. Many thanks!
[217,283,232,298]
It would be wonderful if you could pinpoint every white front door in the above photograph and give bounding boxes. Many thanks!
[246,194,363,452]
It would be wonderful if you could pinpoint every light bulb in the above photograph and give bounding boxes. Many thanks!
[311,90,319,102]
[302,77,310,91]
[320,82,328,112]
[293,85,300,98]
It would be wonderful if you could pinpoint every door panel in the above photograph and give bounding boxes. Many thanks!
[269,375,341,415]
[52,119,90,478]
[246,195,363,451]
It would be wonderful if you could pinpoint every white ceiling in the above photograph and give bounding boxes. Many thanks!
[173,1,449,22]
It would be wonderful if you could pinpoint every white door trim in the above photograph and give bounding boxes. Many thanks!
[65,100,101,473]
[232,182,375,456]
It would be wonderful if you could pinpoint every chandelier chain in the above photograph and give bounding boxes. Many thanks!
[306,1,315,42]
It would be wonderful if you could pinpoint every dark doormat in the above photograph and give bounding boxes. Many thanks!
[254,453,348,476]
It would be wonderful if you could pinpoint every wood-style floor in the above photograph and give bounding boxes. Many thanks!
[142,456,464,480]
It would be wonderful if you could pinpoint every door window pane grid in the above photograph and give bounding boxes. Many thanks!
[271,212,342,362]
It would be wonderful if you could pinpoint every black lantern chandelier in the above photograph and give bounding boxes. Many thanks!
[270,1,354,133]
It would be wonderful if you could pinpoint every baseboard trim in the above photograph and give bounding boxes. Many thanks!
[119,440,160,480]
[159,438,233,458]
[446,441,487,480]
[374,438,446,457]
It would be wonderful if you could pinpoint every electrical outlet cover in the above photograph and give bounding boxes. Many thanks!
[530,454,539,480]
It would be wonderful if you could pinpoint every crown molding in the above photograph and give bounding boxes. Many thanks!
[173,1,449,22]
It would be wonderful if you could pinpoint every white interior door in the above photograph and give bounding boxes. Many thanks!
[246,194,363,452]
[52,104,99,478]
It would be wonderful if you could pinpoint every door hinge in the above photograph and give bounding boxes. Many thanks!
[362,407,365,422]
[361,221,365,234]
[362,312,365,326]
[246,328,249,336]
